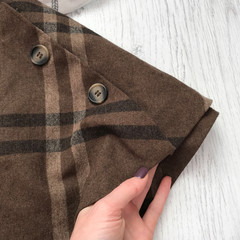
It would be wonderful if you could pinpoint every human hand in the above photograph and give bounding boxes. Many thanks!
[70,165,172,240]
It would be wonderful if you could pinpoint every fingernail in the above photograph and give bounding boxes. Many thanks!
[134,167,148,178]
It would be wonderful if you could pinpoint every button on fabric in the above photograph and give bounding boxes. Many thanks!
[30,45,50,66]
[88,83,108,104]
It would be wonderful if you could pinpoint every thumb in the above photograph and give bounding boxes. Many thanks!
[101,167,149,210]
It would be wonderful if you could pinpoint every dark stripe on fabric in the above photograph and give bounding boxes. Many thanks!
[7,1,65,17]
[53,14,80,234]
[0,99,142,127]
[168,137,184,148]
[36,4,54,238]
[0,125,168,155]
[33,22,98,35]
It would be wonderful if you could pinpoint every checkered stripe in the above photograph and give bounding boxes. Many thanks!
[51,0,58,11]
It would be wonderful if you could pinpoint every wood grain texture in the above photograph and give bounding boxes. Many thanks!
[68,0,240,239]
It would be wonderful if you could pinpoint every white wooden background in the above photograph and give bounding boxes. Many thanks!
[68,0,240,239]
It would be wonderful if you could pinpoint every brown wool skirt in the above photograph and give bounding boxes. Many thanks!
[0,0,219,239]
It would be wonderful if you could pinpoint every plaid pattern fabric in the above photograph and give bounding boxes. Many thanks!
[0,0,219,239]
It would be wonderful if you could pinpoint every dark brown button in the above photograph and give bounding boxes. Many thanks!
[31,45,50,66]
[88,83,108,104]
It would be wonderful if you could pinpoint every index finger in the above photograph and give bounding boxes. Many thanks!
[142,176,172,232]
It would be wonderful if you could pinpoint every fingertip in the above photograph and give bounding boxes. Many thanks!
[162,176,172,189]
[166,175,172,182]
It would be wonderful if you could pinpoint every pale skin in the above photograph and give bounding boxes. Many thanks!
[70,164,172,240]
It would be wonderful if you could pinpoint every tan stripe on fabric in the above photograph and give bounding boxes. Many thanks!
[38,20,69,238]
[69,26,89,66]
[82,111,156,127]
[67,49,90,216]
[53,13,80,234]
[20,11,68,24]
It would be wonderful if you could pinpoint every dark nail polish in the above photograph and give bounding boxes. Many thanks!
[135,167,148,178]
